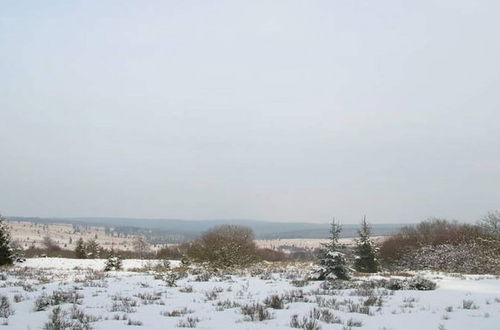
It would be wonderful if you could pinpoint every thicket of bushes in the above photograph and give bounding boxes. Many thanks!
[380,219,484,264]
[380,216,500,274]
[21,242,185,260]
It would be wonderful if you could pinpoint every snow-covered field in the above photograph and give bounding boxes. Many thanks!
[1,258,499,329]
[255,237,386,250]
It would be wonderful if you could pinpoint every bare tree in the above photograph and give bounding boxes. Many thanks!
[480,211,500,237]
[42,236,61,252]
[133,236,150,259]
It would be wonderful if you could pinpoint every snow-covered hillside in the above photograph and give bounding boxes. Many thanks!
[0,258,499,329]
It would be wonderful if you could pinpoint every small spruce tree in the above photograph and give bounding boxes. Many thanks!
[85,239,101,258]
[104,252,122,271]
[0,214,14,266]
[314,218,350,280]
[75,238,86,259]
[354,216,379,273]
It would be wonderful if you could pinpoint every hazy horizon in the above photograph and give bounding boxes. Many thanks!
[1,1,499,224]
[5,214,413,225]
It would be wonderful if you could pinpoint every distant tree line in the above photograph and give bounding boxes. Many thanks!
[2,210,500,275]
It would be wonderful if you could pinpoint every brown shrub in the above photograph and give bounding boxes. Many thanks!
[186,225,258,267]
[154,245,185,260]
[379,218,493,266]
[256,248,288,262]
[23,247,75,258]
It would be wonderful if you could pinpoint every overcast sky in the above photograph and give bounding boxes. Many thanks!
[1,1,499,223]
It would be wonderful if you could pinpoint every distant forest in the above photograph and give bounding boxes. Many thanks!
[6,216,405,244]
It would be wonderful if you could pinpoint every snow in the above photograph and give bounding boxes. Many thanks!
[18,257,181,271]
[0,258,499,329]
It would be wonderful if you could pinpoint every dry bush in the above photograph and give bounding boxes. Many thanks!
[156,245,186,260]
[0,296,14,318]
[399,243,500,274]
[263,295,285,309]
[156,247,171,260]
[256,248,288,262]
[177,316,199,328]
[186,225,258,268]
[42,236,62,252]
[379,218,492,266]
[379,218,500,273]
[289,313,322,330]
[23,247,76,258]
[240,303,273,321]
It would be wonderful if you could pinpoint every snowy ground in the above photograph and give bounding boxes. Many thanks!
[0,258,499,329]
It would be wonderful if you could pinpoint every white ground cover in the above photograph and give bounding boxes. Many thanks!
[0,258,498,329]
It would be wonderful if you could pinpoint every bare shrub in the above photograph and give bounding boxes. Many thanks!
[204,287,223,301]
[240,303,273,321]
[0,296,14,318]
[127,319,143,326]
[187,225,258,268]
[256,248,288,262]
[400,243,500,274]
[161,307,193,317]
[379,219,493,269]
[346,318,363,327]
[462,300,478,310]
[43,305,96,330]
[179,285,193,293]
[214,299,240,311]
[154,259,171,272]
[289,314,321,330]
[109,296,138,313]
[43,307,72,330]
[317,308,341,324]
[177,316,199,328]
[155,271,181,287]
[281,289,309,303]
[194,272,212,282]
[292,280,309,287]
[35,290,83,311]
[70,304,100,325]
[263,294,284,309]
[134,292,162,305]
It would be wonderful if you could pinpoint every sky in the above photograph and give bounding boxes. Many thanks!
[0,0,499,223]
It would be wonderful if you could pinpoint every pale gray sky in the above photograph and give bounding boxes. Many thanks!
[1,0,499,223]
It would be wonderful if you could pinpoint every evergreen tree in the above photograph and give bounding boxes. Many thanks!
[354,216,379,273]
[104,251,122,271]
[0,214,14,266]
[313,218,350,280]
[75,238,86,259]
[85,239,101,258]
